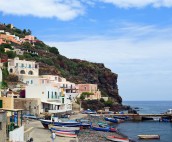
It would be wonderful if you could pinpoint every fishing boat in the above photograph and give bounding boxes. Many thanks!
[160,118,171,122]
[113,116,128,120]
[138,135,160,139]
[91,125,117,132]
[106,136,129,142]
[55,131,77,138]
[48,125,80,131]
[40,119,81,129]
[54,130,76,134]
[97,121,109,127]
[104,117,122,123]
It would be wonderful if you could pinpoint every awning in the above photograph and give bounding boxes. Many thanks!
[41,101,62,105]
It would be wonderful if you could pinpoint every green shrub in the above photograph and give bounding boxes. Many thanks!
[6,51,16,58]
[49,47,59,54]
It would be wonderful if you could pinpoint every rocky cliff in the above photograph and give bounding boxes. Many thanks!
[0,23,122,104]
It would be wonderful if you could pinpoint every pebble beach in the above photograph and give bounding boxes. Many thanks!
[25,113,133,142]
[78,114,130,142]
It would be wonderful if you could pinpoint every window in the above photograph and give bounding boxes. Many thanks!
[20,70,25,74]
[21,64,24,67]
[42,80,44,84]
[28,71,33,75]
[55,77,57,80]
[30,80,33,84]
[55,92,57,99]
[16,63,18,67]
[48,91,49,98]
[52,92,53,99]
[84,86,87,91]
[29,64,31,68]
[9,69,13,73]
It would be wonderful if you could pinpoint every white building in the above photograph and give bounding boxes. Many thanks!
[25,83,72,113]
[8,57,39,79]
[42,75,79,101]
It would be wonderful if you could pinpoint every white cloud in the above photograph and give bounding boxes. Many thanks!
[0,0,84,21]
[46,25,172,100]
[100,0,172,8]
[0,0,172,21]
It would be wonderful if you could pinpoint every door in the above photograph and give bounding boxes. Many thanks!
[0,100,3,108]
[62,98,64,104]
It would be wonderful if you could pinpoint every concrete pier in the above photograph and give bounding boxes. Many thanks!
[99,113,172,121]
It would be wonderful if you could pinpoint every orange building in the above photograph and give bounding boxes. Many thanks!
[0,34,21,45]
[77,84,101,100]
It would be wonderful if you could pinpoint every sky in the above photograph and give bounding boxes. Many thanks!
[0,0,172,101]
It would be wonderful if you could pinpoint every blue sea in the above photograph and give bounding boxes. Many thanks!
[117,101,172,142]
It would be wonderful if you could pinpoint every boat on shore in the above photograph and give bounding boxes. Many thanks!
[91,125,117,132]
[40,119,81,128]
[113,116,128,120]
[97,121,109,127]
[55,131,77,138]
[48,125,80,131]
[138,134,160,139]
[54,130,76,134]
[106,136,129,142]
[104,117,123,123]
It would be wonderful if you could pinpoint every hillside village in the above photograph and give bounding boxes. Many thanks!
[0,23,127,141]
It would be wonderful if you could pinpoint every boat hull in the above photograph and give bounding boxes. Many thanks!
[48,125,80,131]
[55,132,77,138]
[106,136,129,142]
[40,119,81,129]
[104,117,121,123]
[138,135,160,139]
[91,125,116,132]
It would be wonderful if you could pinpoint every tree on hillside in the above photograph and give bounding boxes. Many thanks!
[6,51,16,58]
[49,47,59,54]
[22,42,32,49]
[23,29,27,34]
[81,92,94,97]
[1,43,13,49]
[27,29,32,35]
[0,46,5,53]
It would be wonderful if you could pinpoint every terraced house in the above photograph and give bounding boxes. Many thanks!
[8,57,39,80]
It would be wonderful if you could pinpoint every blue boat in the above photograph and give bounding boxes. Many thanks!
[113,116,128,120]
[104,117,119,123]
[40,119,81,129]
[91,125,117,132]
[160,118,171,122]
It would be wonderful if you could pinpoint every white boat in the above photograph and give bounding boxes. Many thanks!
[166,109,172,115]
[138,134,160,139]
[55,131,77,138]
[106,136,129,142]
[48,125,80,131]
